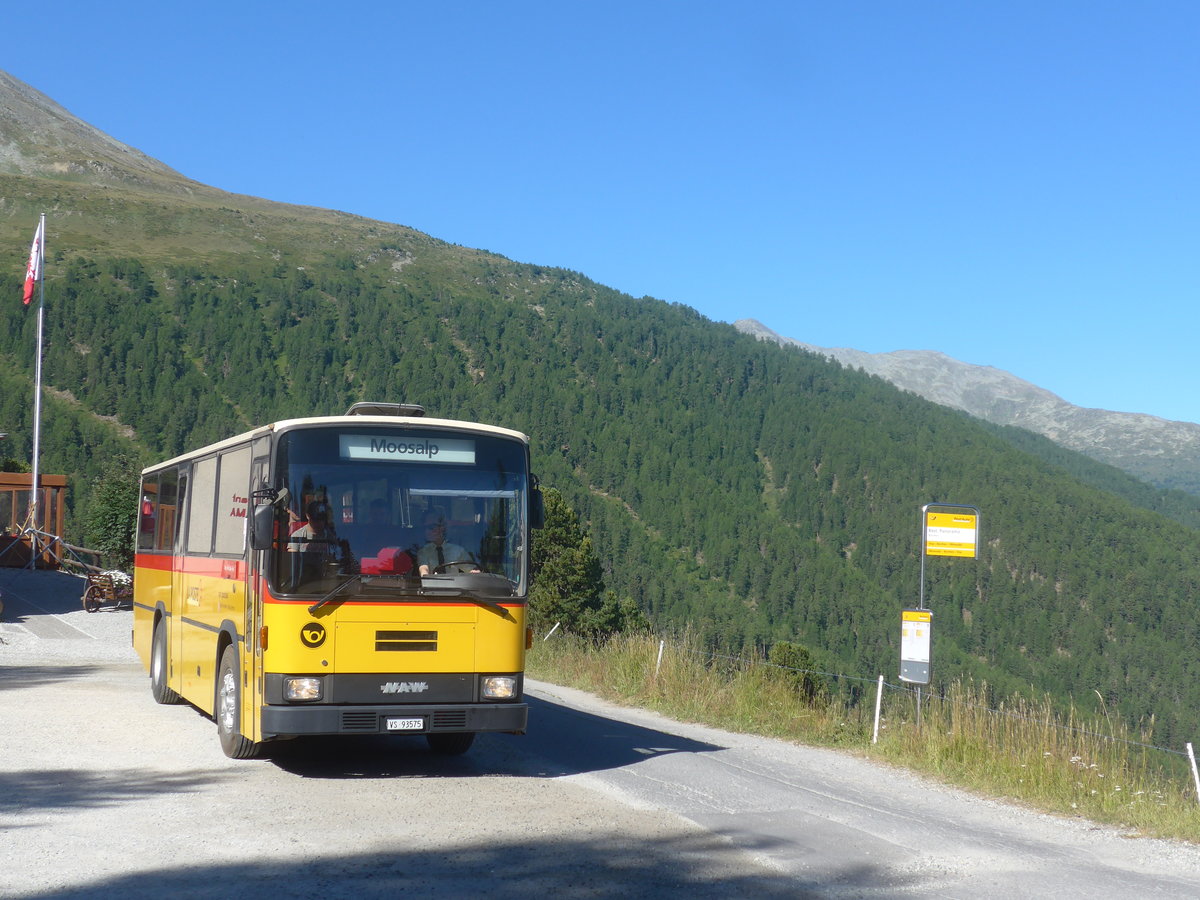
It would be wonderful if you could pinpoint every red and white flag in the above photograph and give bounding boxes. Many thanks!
[22,218,43,306]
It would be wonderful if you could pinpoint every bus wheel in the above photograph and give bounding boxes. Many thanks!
[426,732,476,755]
[216,644,260,759]
[150,620,182,705]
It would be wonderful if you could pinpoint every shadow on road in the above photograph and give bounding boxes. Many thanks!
[0,568,88,619]
[270,693,724,781]
[0,664,110,691]
[25,832,853,899]
[519,692,726,775]
[0,767,235,817]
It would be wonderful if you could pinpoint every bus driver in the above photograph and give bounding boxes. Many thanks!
[417,510,476,574]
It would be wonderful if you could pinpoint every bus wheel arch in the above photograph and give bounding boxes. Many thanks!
[215,641,260,759]
[150,613,182,705]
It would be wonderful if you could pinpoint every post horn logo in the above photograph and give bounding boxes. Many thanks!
[300,622,327,648]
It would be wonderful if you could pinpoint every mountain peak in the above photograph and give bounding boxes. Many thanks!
[0,68,199,194]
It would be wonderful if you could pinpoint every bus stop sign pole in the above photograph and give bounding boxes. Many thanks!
[906,503,980,725]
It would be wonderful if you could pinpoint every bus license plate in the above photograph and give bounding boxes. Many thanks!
[386,717,425,731]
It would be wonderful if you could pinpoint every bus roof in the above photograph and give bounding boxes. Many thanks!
[141,414,531,476]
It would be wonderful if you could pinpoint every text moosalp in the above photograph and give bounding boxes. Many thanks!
[371,438,440,457]
[340,433,476,465]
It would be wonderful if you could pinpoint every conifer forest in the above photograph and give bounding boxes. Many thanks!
[2,164,1200,748]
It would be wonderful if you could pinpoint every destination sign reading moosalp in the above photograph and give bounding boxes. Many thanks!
[340,435,476,464]
[924,510,978,558]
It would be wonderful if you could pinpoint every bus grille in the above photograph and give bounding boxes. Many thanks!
[339,710,468,732]
[376,630,438,652]
[432,710,467,729]
[341,711,380,732]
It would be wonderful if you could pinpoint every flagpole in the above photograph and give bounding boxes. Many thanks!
[28,212,46,565]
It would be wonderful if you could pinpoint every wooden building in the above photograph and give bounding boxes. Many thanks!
[0,472,68,568]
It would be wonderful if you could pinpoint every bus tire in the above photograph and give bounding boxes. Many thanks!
[150,619,182,705]
[216,644,260,759]
[426,732,476,755]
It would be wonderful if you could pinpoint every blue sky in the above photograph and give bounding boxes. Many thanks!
[7,2,1199,422]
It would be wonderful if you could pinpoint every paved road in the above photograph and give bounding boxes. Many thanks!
[3,567,1200,898]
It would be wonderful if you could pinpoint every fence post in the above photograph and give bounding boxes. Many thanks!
[872,674,884,744]
[655,639,665,678]
[543,622,561,641]
[1188,743,1200,805]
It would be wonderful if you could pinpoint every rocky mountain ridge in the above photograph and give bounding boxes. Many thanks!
[0,70,200,194]
[735,318,1200,494]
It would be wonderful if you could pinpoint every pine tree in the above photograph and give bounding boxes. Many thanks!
[529,487,646,638]
[84,454,140,570]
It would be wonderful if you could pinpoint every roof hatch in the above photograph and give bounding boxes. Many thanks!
[345,402,426,417]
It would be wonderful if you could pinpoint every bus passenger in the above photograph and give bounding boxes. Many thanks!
[289,501,338,555]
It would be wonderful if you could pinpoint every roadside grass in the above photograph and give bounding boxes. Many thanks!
[527,632,1200,843]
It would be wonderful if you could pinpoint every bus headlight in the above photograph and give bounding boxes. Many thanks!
[284,676,323,701]
[481,675,517,700]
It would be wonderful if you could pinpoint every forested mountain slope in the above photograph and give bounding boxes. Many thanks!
[738,317,1200,495]
[3,70,1200,745]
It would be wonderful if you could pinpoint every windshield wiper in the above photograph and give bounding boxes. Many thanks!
[417,584,513,617]
[307,573,515,617]
[308,575,361,614]
[462,594,510,616]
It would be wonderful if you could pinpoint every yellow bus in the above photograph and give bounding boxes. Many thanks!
[133,402,542,758]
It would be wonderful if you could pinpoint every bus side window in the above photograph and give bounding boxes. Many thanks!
[174,473,189,555]
[187,457,218,556]
[138,475,159,552]
[215,446,252,556]
[156,469,180,553]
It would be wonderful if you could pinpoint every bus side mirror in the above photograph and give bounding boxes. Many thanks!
[251,504,275,551]
[530,487,545,530]
[250,485,289,551]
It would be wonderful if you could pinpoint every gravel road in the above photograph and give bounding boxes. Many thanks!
[4,567,1200,899]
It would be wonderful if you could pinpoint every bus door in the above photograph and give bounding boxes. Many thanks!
[247,446,271,736]
[171,467,191,698]
[182,454,221,704]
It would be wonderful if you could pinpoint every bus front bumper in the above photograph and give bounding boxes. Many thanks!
[260,702,528,738]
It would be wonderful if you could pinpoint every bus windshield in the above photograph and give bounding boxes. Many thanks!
[269,426,530,598]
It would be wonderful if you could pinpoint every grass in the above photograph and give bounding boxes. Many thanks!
[527,631,1200,843]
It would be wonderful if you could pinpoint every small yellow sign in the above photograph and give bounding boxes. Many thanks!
[900,608,932,683]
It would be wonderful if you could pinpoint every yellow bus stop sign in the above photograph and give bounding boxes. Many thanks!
[924,509,978,559]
